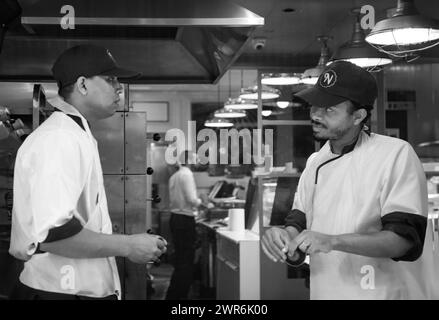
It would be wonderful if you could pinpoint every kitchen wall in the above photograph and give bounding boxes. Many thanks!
[129,90,192,137]
[383,64,439,159]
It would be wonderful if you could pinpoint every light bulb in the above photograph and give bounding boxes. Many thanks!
[276,101,290,109]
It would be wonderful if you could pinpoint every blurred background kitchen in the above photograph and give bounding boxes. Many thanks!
[1,0,439,300]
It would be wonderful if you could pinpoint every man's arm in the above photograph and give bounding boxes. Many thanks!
[291,229,413,260]
[331,230,413,258]
[39,228,166,264]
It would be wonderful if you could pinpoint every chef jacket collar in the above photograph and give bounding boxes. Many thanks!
[48,96,91,131]
[329,131,361,155]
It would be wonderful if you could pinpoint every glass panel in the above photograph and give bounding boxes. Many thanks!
[263,104,310,121]
[264,124,315,172]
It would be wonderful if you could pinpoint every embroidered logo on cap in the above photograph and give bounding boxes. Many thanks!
[319,70,337,88]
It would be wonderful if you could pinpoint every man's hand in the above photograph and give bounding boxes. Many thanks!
[261,227,291,263]
[199,193,214,209]
[125,233,167,264]
[199,193,209,202]
[290,230,334,255]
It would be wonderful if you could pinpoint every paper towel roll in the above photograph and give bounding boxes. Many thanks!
[228,208,245,233]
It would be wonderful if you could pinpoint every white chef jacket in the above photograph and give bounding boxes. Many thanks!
[9,96,121,299]
[169,166,201,217]
[292,131,439,299]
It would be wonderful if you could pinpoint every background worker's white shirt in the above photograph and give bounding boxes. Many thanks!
[169,166,201,217]
[293,131,439,299]
[9,97,121,298]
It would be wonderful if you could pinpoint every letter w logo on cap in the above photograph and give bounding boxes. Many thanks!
[319,70,337,88]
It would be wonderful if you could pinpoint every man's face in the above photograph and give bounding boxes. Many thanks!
[84,75,123,120]
[309,101,357,141]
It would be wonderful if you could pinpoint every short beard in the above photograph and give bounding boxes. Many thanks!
[312,133,328,142]
[312,126,351,142]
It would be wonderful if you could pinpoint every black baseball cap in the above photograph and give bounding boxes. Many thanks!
[295,61,377,108]
[52,44,141,88]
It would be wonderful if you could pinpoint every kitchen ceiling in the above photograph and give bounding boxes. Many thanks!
[1,0,439,85]
[0,0,263,84]
[234,0,439,68]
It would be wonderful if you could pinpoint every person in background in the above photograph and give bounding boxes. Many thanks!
[9,44,167,300]
[166,150,210,300]
[261,61,439,299]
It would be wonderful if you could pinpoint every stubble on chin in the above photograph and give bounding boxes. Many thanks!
[313,134,330,143]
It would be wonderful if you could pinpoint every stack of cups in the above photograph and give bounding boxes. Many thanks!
[228,208,245,234]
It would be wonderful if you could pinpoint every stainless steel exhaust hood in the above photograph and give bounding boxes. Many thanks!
[0,0,264,84]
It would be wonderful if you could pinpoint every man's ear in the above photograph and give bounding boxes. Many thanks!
[76,77,88,95]
[353,108,367,125]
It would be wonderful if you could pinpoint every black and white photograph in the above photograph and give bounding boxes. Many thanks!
[1,0,439,312]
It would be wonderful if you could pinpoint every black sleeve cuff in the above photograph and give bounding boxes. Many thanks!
[35,217,83,254]
[44,216,83,243]
[285,209,307,233]
[381,212,427,262]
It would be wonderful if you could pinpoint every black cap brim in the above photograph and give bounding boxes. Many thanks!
[100,66,141,80]
[294,86,348,108]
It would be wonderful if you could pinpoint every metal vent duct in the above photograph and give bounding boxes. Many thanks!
[0,0,264,84]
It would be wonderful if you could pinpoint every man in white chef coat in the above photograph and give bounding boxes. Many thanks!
[9,44,167,300]
[262,61,439,299]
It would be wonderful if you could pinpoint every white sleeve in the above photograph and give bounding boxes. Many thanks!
[292,152,318,213]
[380,143,428,218]
[180,171,202,207]
[28,131,85,244]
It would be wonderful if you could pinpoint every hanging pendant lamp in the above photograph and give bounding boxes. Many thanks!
[261,73,301,86]
[366,0,439,55]
[204,81,235,128]
[214,108,247,118]
[239,85,280,100]
[218,70,249,117]
[204,118,234,127]
[330,9,392,69]
[224,97,258,110]
[301,36,331,85]
[224,70,258,109]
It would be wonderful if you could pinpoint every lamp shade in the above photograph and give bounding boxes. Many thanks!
[204,118,234,128]
[261,73,301,85]
[330,41,393,68]
[301,36,331,84]
[214,108,247,118]
[224,97,258,110]
[239,85,280,100]
[330,12,392,68]
[366,0,439,47]
[366,15,439,46]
